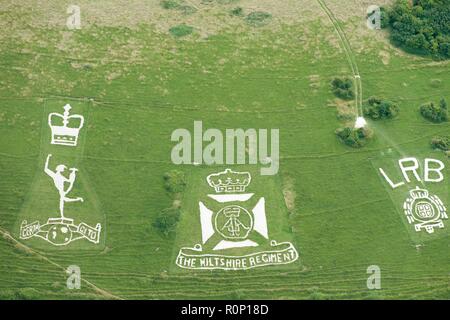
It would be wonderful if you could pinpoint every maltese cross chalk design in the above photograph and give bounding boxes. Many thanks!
[176,169,298,270]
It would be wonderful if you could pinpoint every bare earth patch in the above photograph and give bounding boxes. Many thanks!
[282,175,296,213]
[379,50,390,65]
[328,98,356,122]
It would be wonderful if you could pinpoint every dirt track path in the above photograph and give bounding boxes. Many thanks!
[0,225,123,300]
[316,0,363,117]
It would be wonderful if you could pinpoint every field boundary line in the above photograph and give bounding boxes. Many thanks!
[83,155,171,164]
[0,225,123,300]
[0,152,38,159]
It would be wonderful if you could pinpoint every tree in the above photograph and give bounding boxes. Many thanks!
[154,208,181,237]
[384,0,450,59]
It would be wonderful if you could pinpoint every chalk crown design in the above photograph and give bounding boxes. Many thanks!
[207,169,251,193]
[48,104,84,146]
[408,187,429,200]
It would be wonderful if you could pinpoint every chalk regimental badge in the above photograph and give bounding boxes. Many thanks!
[176,169,299,270]
[404,187,447,234]
[19,154,101,246]
[48,104,84,147]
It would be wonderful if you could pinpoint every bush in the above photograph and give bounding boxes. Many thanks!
[245,11,272,27]
[431,136,450,151]
[363,97,399,120]
[160,1,196,14]
[384,0,450,59]
[161,0,181,9]
[440,97,448,111]
[335,126,372,148]
[163,170,186,194]
[154,171,186,237]
[169,24,194,37]
[420,98,448,123]
[154,208,181,236]
[230,7,244,17]
[331,77,354,100]
[178,5,197,15]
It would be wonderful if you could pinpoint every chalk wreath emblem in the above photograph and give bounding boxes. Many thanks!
[176,169,298,270]
[403,187,448,234]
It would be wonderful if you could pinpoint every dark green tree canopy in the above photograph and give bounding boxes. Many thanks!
[431,135,450,151]
[331,77,355,100]
[363,97,399,120]
[335,126,373,148]
[385,0,450,58]
[420,98,448,123]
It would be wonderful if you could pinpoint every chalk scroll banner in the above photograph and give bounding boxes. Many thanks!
[176,241,298,270]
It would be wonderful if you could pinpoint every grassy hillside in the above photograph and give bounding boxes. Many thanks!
[0,0,448,299]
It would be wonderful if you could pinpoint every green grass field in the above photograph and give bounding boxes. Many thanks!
[0,0,448,299]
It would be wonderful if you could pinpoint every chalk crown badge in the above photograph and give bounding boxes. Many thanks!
[48,104,84,146]
[408,187,429,200]
[206,168,251,193]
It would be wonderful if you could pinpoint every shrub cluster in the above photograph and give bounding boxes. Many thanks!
[420,98,448,123]
[431,135,450,151]
[335,126,373,148]
[154,208,181,237]
[163,170,187,194]
[169,24,194,37]
[154,170,186,236]
[230,7,244,17]
[161,0,196,14]
[161,0,180,9]
[245,11,272,27]
[331,77,354,100]
[363,97,399,120]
